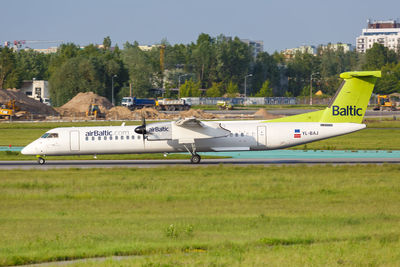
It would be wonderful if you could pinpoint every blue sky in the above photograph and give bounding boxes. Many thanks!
[1,0,400,52]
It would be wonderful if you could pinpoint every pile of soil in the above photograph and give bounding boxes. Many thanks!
[106,106,136,120]
[0,89,58,115]
[59,92,113,115]
[133,107,170,120]
[253,108,282,119]
[179,109,215,119]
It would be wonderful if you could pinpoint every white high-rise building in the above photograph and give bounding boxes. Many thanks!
[240,39,264,58]
[356,19,400,53]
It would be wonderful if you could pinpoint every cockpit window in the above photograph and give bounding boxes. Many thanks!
[47,133,59,138]
[41,133,50,138]
[41,133,59,138]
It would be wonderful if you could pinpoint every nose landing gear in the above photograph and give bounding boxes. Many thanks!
[36,156,46,165]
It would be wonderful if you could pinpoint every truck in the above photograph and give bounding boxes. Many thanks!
[155,99,191,111]
[121,97,156,110]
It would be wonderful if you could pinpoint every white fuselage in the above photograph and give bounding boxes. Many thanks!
[21,120,365,156]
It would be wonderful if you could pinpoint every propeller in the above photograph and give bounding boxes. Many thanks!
[134,115,147,141]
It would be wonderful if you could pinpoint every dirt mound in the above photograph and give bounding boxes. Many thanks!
[253,108,282,119]
[59,92,112,114]
[179,109,215,119]
[133,107,170,120]
[0,89,58,115]
[106,106,135,120]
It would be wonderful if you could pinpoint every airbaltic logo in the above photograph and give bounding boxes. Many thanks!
[85,130,112,137]
[148,126,169,133]
[332,105,362,116]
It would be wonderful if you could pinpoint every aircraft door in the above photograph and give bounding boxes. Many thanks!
[70,131,80,151]
[257,126,267,146]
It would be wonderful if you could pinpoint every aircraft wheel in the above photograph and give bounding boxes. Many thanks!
[38,157,46,165]
[190,154,201,164]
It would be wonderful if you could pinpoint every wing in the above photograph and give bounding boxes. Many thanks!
[172,117,231,143]
[175,117,203,127]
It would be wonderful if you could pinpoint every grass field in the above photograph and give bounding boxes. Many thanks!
[1,165,400,266]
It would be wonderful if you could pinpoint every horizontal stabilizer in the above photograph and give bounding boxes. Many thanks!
[340,71,381,79]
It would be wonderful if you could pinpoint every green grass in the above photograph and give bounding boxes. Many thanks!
[1,165,400,266]
[365,118,400,128]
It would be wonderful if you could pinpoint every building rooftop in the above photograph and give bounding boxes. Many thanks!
[367,19,400,29]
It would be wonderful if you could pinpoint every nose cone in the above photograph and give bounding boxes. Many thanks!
[21,143,37,155]
[134,125,146,135]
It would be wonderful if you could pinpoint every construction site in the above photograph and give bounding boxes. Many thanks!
[0,89,286,122]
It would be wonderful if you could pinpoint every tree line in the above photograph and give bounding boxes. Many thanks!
[0,34,400,106]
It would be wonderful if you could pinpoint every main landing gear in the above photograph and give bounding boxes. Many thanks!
[37,156,46,165]
[190,154,201,164]
[183,144,201,164]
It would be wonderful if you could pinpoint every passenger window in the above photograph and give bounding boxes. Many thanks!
[132,135,135,139]
[230,133,233,137]
[138,135,141,140]
[109,136,113,140]
[121,136,124,140]
[115,136,118,140]
[104,136,107,140]
[235,133,238,137]
[126,136,129,140]
[85,137,88,141]
[92,137,95,141]
[241,133,244,137]
[98,136,101,140]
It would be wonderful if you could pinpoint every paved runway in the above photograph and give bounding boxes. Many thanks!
[1,157,400,169]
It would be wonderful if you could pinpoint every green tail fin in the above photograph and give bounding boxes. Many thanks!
[266,71,381,123]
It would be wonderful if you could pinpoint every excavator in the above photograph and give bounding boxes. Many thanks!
[373,94,399,111]
[86,104,105,118]
[0,100,19,119]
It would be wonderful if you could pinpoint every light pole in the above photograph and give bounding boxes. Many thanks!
[112,74,117,106]
[244,74,253,102]
[310,72,319,105]
[178,74,189,99]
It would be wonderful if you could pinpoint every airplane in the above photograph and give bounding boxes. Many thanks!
[22,71,381,165]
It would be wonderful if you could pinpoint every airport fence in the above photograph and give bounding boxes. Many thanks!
[182,97,298,106]
[182,97,334,106]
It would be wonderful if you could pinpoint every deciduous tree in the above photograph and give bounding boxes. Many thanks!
[255,80,273,97]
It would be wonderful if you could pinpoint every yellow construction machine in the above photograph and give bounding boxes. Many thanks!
[86,104,105,118]
[0,100,19,119]
[373,94,399,111]
[217,100,233,110]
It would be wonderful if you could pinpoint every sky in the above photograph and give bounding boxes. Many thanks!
[1,0,400,53]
